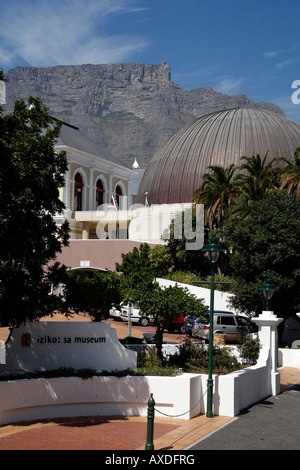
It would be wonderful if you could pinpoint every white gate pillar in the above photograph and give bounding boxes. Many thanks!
[253,311,283,396]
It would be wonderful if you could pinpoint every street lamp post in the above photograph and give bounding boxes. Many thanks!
[259,277,277,311]
[201,234,224,418]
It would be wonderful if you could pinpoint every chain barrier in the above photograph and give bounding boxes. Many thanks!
[153,388,208,418]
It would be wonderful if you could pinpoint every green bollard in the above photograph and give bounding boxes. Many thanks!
[145,393,155,450]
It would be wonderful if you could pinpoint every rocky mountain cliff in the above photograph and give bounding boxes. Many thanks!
[5,62,284,168]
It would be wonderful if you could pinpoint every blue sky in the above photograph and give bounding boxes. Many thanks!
[0,0,299,122]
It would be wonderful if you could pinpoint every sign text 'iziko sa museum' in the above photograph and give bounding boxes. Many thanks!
[0,322,137,373]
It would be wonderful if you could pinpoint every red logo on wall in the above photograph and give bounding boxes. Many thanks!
[21,333,31,347]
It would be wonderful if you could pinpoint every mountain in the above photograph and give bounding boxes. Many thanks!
[5,62,284,168]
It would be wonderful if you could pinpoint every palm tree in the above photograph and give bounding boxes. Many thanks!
[238,152,279,188]
[193,164,238,228]
[279,147,300,197]
[230,152,279,220]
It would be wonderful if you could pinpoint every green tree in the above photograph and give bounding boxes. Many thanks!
[239,152,277,179]
[62,270,121,321]
[223,191,300,323]
[164,207,210,276]
[116,243,157,302]
[116,243,207,359]
[0,97,69,326]
[148,244,173,277]
[193,164,238,228]
[279,147,300,197]
[138,284,207,361]
[230,153,279,220]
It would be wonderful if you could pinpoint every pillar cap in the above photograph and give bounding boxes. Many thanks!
[252,311,283,326]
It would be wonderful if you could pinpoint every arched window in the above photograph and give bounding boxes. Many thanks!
[96,179,105,208]
[115,184,122,208]
[74,172,84,211]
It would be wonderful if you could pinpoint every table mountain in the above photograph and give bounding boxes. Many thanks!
[5,62,284,168]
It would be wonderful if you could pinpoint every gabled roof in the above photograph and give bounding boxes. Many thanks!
[55,120,129,169]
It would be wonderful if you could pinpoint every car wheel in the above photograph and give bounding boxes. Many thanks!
[139,317,149,326]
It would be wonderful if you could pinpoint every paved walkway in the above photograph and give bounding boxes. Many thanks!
[189,368,300,451]
[0,367,299,450]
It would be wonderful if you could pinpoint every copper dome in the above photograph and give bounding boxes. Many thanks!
[137,108,300,205]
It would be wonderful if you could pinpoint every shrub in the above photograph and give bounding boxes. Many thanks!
[168,338,241,374]
[237,333,261,365]
[138,347,162,368]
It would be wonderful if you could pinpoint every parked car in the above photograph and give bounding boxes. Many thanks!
[181,311,236,337]
[109,304,122,320]
[181,316,198,336]
[167,316,186,333]
[193,312,258,342]
[120,304,154,326]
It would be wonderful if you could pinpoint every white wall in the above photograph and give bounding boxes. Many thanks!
[278,348,300,368]
[0,343,297,425]
[0,374,201,426]
[0,322,137,372]
[0,362,273,426]
[157,278,237,313]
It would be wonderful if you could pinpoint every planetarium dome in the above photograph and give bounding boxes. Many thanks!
[137,108,300,205]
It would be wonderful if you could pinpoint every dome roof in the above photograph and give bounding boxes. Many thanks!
[137,108,300,205]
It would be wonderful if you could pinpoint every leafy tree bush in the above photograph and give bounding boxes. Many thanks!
[138,347,162,368]
[116,243,208,360]
[168,339,241,374]
[62,270,121,321]
[116,243,158,301]
[222,191,300,320]
[163,207,210,275]
[138,284,207,361]
[164,270,202,285]
[237,334,261,365]
[0,97,69,326]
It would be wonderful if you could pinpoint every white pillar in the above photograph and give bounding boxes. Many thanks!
[253,311,283,396]
[82,222,90,239]
[89,168,95,210]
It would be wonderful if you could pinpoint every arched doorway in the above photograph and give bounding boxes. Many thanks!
[74,172,84,211]
[115,184,122,208]
[96,178,105,208]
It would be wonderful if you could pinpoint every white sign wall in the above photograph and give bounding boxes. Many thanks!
[0,322,137,372]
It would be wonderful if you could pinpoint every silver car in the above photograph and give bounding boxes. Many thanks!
[193,312,257,341]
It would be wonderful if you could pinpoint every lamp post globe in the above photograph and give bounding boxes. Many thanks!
[259,277,277,311]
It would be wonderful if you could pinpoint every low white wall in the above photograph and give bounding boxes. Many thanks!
[0,319,297,426]
[198,360,270,417]
[278,348,300,368]
[0,373,201,426]
[0,361,273,426]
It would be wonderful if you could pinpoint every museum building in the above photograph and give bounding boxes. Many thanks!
[55,107,300,272]
[137,108,300,205]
